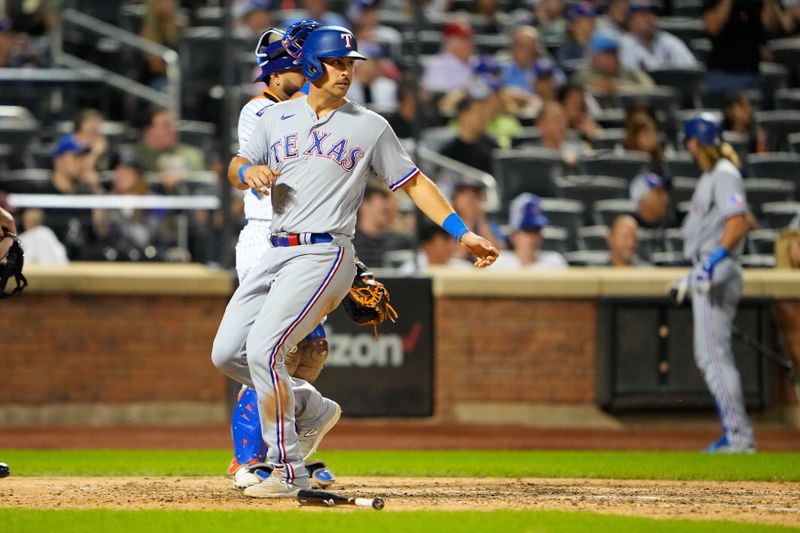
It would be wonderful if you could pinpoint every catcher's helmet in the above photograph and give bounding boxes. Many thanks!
[683,113,721,147]
[301,26,366,82]
[254,20,321,83]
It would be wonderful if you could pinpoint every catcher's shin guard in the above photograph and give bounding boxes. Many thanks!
[231,386,267,467]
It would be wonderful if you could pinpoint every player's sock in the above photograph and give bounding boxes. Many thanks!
[231,386,267,468]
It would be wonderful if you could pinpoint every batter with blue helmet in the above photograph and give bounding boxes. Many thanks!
[215,24,498,498]
[674,113,755,453]
[225,20,339,490]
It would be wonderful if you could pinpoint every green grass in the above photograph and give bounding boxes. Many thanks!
[1,509,796,533]
[1,449,799,481]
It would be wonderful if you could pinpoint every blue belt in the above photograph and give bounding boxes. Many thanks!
[270,233,333,247]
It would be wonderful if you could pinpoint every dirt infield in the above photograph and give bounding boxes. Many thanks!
[1,476,799,526]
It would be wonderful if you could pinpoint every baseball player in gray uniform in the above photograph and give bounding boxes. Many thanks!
[226,20,339,490]
[677,114,754,453]
[212,25,498,497]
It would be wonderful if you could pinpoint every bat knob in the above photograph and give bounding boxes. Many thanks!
[372,498,384,510]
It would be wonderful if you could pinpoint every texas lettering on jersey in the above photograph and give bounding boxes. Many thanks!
[270,130,365,172]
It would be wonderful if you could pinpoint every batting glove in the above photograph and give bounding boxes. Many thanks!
[667,275,691,306]
[694,245,729,295]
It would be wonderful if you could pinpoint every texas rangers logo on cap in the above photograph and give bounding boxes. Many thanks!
[341,33,353,48]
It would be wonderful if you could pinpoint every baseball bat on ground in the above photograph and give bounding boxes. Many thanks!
[297,489,385,510]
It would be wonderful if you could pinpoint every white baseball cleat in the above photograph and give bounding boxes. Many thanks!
[243,466,310,498]
[299,401,341,461]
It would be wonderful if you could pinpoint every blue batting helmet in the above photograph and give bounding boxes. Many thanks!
[683,113,721,147]
[301,26,366,82]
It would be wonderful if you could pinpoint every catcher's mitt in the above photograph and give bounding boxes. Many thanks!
[0,230,27,299]
[342,259,398,334]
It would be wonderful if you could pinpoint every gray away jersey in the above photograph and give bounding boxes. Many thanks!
[682,158,747,261]
[238,96,419,238]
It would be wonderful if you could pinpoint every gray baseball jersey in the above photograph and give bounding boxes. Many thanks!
[238,96,420,237]
[682,158,747,261]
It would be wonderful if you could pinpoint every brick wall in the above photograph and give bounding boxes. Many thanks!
[435,298,597,419]
[2,294,228,405]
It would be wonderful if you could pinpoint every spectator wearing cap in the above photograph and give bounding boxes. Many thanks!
[139,0,187,90]
[630,172,675,229]
[233,0,273,40]
[558,1,598,63]
[292,0,349,28]
[537,101,590,166]
[702,0,784,93]
[72,109,110,172]
[348,44,398,114]
[532,58,560,102]
[441,96,499,174]
[493,193,568,270]
[397,224,473,275]
[421,20,477,94]
[353,180,412,268]
[50,135,103,195]
[572,33,653,100]
[606,215,647,267]
[619,1,698,72]
[559,83,601,146]
[450,176,505,253]
[596,0,629,40]
[132,107,206,175]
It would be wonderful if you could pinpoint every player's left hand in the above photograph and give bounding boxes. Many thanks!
[460,231,498,268]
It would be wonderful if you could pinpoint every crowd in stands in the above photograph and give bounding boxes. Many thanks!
[0,0,799,272]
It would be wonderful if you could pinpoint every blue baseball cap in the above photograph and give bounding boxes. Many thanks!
[590,34,619,53]
[629,172,666,204]
[683,113,721,146]
[533,58,555,78]
[53,134,90,159]
[509,193,549,232]
[567,1,597,21]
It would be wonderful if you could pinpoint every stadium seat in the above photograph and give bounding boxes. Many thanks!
[647,66,706,109]
[638,228,666,259]
[790,132,800,154]
[762,202,800,229]
[180,121,217,152]
[577,225,609,251]
[748,229,779,255]
[670,176,698,204]
[593,199,637,226]
[194,6,223,26]
[401,31,442,56]
[617,86,679,131]
[0,106,39,168]
[700,89,761,112]
[557,175,629,224]
[0,169,51,193]
[759,63,789,110]
[564,250,610,266]
[542,226,570,254]
[748,153,800,197]
[740,255,777,268]
[650,251,689,266]
[666,153,699,178]
[743,179,796,216]
[473,34,511,55]
[492,147,565,210]
[510,127,542,148]
[592,129,626,151]
[595,108,627,129]
[657,18,706,46]
[671,0,704,17]
[768,39,800,86]
[0,144,11,171]
[540,198,585,250]
[579,151,651,181]
[690,38,711,64]
[776,89,800,111]
[664,228,684,254]
[755,111,800,152]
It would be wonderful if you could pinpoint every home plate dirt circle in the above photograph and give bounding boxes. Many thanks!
[1,477,798,526]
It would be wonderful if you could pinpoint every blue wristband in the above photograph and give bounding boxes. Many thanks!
[238,164,254,185]
[442,213,470,241]
[706,244,729,269]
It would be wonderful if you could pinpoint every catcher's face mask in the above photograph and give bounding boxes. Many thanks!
[0,231,28,298]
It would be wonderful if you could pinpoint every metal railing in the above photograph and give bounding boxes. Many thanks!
[415,145,501,213]
[51,8,181,117]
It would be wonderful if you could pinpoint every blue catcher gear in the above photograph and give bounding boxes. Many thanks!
[301,25,366,82]
[683,113,721,147]
[282,19,322,61]
[254,28,300,83]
